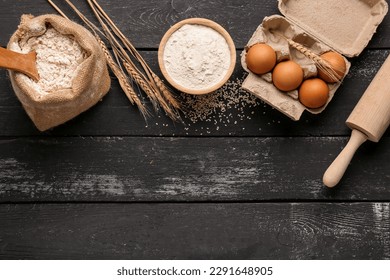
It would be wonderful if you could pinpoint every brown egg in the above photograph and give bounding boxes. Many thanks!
[272,60,304,91]
[246,43,277,75]
[299,78,329,109]
[318,51,347,83]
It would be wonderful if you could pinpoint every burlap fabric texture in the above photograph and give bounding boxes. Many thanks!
[7,14,111,131]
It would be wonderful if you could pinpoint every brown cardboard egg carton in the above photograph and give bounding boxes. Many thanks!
[241,0,388,121]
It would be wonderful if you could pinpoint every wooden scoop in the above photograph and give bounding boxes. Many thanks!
[323,54,390,188]
[0,46,39,81]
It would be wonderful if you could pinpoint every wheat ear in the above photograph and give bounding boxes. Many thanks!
[270,31,343,82]
[48,0,150,118]
[87,0,182,121]
[122,61,160,108]
[93,13,163,113]
[124,61,181,121]
[98,39,148,116]
[151,73,181,110]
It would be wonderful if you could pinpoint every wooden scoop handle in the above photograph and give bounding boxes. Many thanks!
[0,47,39,81]
[323,129,368,188]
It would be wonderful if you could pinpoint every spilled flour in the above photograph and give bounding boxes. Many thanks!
[15,27,87,95]
[163,24,231,91]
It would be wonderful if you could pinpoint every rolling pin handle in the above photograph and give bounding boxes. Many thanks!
[323,129,368,188]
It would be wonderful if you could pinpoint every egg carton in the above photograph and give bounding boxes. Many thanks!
[241,0,388,121]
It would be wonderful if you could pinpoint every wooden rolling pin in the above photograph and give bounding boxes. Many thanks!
[0,46,39,81]
[323,54,390,188]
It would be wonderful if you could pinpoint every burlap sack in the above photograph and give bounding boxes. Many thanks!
[7,14,111,131]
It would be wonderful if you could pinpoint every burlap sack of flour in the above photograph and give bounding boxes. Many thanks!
[7,14,111,131]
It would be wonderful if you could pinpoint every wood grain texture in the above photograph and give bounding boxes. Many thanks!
[0,203,389,259]
[0,0,389,49]
[0,50,389,137]
[0,137,389,202]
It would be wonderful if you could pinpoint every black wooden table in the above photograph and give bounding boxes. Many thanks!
[0,0,389,260]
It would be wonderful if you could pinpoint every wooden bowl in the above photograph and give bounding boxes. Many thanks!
[158,18,236,95]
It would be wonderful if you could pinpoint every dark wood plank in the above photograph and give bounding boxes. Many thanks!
[0,202,389,259]
[0,49,389,137]
[1,0,389,49]
[0,137,388,202]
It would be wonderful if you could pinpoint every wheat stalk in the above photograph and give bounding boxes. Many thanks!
[270,30,343,82]
[124,59,182,121]
[98,38,149,116]
[48,0,149,118]
[123,61,160,107]
[83,8,156,113]
[89,4,176,119]
[86,0,181,120]
[152,73,181,110]
[48,0,181,121]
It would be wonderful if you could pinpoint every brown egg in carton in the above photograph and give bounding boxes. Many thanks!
[241,0,388,121]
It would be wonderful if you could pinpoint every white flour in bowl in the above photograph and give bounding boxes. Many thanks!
[163,24,231,91]
[13,27,87,95]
